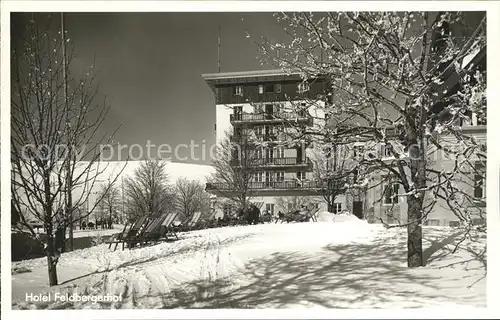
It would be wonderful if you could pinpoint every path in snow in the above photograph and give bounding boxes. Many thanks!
[12,217,486,309]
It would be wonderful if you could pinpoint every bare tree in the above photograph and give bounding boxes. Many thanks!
[309,143,361,213]
[174,178,211,222]
[124,160,175,220]
[207,130,261,214]
[254,11,486,267]
[95,181,121,227]
[11,15,124,285]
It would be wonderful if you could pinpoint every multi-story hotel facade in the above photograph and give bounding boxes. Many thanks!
[202,70,342,218]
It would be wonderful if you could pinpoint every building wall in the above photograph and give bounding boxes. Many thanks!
[215,104,234,145]
[366,130,486,226]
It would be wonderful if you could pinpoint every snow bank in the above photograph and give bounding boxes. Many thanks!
[316,211,334,222]
[332,212,367,225]
[316,211,368,226]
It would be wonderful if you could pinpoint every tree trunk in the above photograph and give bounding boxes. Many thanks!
[407,195,423,267]
[66,185,73,251]
[45,230,58,286]
[327,202,334,213]
[67,221,73,251]
[241,194,247,211]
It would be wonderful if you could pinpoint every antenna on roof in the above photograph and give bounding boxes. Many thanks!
[217,25,221,73]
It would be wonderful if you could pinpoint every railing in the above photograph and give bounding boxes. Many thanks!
[230,157,312,167]
[230,112,309,122]
[206,180,322,191]
[231,133,283,143]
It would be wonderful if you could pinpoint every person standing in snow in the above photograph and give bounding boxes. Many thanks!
[247,204,260,225]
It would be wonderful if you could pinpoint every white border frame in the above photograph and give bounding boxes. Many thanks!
[1,1,499,319]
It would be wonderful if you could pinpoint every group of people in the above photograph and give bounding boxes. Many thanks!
[225,203,318,225]
[80,217,114,230]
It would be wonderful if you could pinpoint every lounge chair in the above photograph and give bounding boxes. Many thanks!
[185,211,203,231]
[134,213,170,246]
[108,216,149,251]
[158,212,180,241]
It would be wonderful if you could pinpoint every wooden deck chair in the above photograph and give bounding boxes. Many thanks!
[186,211,203,231]
[306,205,320,222]
[108,221,130,250]
[253,201,264,210]
[126,216,164,248]
[109,216,148,251]
[159,212,180,241]
[139,213,170,245]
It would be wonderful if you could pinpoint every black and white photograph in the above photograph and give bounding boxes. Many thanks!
[1,1,499,318]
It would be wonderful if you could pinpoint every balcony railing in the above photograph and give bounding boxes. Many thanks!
[206,180,322,191]
[231,133,283,143]
[230,157,312,167]
[230,112,310,123]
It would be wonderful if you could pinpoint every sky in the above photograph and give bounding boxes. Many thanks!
[11,12,287,165]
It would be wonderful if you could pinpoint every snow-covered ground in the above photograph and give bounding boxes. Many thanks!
[11,215,486,309]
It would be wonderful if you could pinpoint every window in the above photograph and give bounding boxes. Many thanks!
[265,148,274,161]
[332,203,342,214]
[265,84,275,93]
[383,183,400,205]
[298,81,310,93]
[265,172,274,184]
[297,171,306,180]
[233,106,242,114]
[276,83,282,93]
[266,203,275,215]
[258,84,264,94]
[275,147,285,158]
[233,86,243,96]
[255,125,264,136]
[276,172,285,182]
[265,104,274,119]
[474,161,486,199]
[382,144,392,157]
[254,172,263,183]
[265,125,276,136]
[256,148,263,159]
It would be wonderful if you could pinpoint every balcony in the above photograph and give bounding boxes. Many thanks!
[231,133,284,144]
[206,180,323,197]
[230,112,311,125]
[230,157,313,170]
